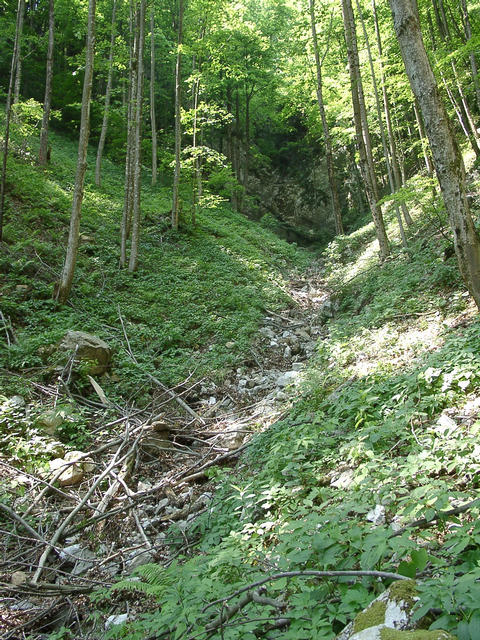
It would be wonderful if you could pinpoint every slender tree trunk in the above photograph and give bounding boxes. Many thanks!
[120,0,135,267]
[12,0,25,105]
[172,0,184,230]
[356,0,407,246]
[341,0,390,259]
[0,0,26,241]
[150,6,157,186]
[372,0,412,227]
[38,0,54,167]
[128,0,146,272]
[309,0,343,236]
[244,85,253,196]
[389,0,480,309]
[55,0,96,303]
[460,0,480,112]
[95,0,118,187]
[191,61,200,226]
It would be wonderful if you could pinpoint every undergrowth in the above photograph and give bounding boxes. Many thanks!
[97,182,480,639]
[0,128,310,407]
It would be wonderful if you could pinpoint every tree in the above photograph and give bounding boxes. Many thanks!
[389,0,480,308]
[128,0,146,272]
[172,0,185,230]
[150,6,158,186]
[38,0,55,167]
[0,0,25,242]
[55,0,96,303]
[95,0,119,187]
[341,0,390,259]
[309,0,343,236]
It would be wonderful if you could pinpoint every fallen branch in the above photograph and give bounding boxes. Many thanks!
[389,497,480,538]
[202,570,408,613]
[0,502,46,543]
[205,587,285,634]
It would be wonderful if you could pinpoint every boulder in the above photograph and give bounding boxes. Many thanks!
[49,450,94,487]
[335,581,456,640]
[58,331,112,375]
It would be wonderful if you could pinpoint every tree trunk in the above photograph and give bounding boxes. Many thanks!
[120,0,135,267]
[128,0,146,273]
[150,6,157,186]
[460,0,480,112]
[309,0,343,236]
[356,0,407,247]
[172,0,184,230]
[12,0,25,105]
[389,0,480,309]
[55,0,96,303]
[0,0,26,241]
[341,0,389,259]
[38,0,54,167]
[95,0,118,187]
[372,0,412,227]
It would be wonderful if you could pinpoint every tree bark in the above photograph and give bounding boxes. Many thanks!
[372,0,412,227]
[0,0,26,241]
[172,0,184,230]
[55,0,96,303]
[38,0,54,167]
[12,0,25,105]
[95,0,118,187]
[341,0,390,259]
[128,0,146,273]
[356,0,407,247]
[120,0,135,267]
[150,6,157,186]
[309,0,343,236]
[460,0,480,112]
[389,0,480,309]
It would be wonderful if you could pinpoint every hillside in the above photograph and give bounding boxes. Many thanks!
[1,121,480,639]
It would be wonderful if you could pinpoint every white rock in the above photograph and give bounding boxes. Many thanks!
[366,505,386,526]
[276,371,300,388]
[331,469,355,489]
[435,414,457,435]
[105,614,128,630]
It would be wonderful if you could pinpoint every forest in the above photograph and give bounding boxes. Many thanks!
[1,0,480,637]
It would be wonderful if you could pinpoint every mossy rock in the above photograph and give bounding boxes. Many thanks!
[337,581,456,640]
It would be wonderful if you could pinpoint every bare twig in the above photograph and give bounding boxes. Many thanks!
[390,497,480,538]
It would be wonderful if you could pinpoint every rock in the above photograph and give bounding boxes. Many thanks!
[105,614,128,630]
[58,331,112,375]
[331,469,355,489]
[126,549,155,570]
[140,430,171,454]
[225,341,235,349]
[276,370,300,388]
[259,327,276,340]
[295,328,311,340]
[366,505,386,526]
[7,396,25,409]
[60,544,96,575]
[283,346,292,359]
[335,580,456,640]
[37,407,70,435]
[292,362,304,371]
[11,571,29,586]
[435,414,457,436]
[49,451,94,486]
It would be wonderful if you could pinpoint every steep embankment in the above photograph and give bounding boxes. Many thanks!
[2,130,480,640]
[87,173,480,639]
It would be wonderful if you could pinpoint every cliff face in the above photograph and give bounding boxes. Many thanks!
[245,160,333,244]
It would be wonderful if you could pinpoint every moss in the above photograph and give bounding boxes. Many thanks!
[353,601,387,633]
[388,579,418,611]
[379,629,456,640]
